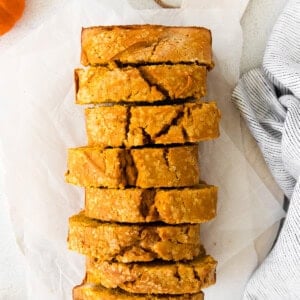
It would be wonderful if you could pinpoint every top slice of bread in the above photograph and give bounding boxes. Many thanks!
[81,25,212,67]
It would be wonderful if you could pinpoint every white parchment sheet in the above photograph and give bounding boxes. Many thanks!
[0,0,285,299]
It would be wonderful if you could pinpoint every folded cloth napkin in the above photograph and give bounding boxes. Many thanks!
[232,0,300,298]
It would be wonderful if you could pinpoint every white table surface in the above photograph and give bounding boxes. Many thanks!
[0,0,287,299]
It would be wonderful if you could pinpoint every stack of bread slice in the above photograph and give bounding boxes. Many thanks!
[66,25,221,300]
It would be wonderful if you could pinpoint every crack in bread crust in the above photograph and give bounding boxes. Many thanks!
[124,106,131,145]
[137,66,170,99]
[138,189,158,219]
[124,150,138,186]
[153,109,185,139]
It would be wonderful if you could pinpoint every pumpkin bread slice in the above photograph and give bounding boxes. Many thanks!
[75,65,206,104]
[85,184,217,224]
[68,212,202,262]
[86,255,217,294]
[73,284,204,300]
[65,145,200,188]
[81,25,212,67]
[85,102,220,147]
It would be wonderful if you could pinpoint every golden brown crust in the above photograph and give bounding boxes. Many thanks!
[86,255,217,294]
[65,145,200,188]
[75,65,207,104]
[73,284,204,300]
[85,185,217,224]
[68,212,202,262]
[85,102,220,147]
[81,25,212,67]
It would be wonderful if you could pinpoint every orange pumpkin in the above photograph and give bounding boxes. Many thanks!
[0,0,25,35]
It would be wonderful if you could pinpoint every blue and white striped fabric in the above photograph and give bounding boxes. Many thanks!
[232,0,300,298]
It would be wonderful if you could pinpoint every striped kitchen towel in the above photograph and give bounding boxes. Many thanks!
[232,0,300,298]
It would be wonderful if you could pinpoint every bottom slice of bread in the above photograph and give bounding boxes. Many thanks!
[73,284,204,300]
[86,255,217,294]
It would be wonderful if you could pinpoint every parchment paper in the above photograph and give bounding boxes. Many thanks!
[0,0,285,299]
